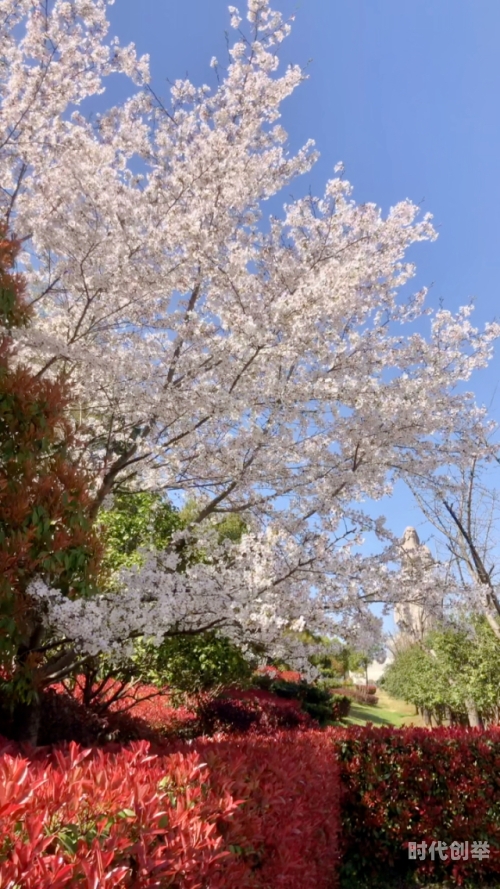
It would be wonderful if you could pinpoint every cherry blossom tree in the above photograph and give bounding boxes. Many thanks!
[1,0,498,670]
[408,455,500,642]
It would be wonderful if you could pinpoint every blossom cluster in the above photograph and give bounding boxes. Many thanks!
[29,525,338,672]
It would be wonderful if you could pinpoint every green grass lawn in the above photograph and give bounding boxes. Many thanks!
[341,688,426,728]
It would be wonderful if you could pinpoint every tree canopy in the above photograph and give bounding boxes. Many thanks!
[1,0,498,672]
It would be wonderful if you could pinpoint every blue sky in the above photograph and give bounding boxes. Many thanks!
[101,0,500,632]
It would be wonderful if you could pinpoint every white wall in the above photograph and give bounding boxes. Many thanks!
[349,651,394,685]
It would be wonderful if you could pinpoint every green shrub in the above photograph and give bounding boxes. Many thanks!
[330,694,351,720]
[259,678,337,727]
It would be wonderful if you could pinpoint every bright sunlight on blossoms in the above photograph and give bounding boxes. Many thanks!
[0,0,498,669]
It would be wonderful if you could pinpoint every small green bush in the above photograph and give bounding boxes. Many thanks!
[330,694,351,720]
[256,678,338,726]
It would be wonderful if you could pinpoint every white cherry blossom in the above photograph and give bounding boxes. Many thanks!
[0,0,497,666]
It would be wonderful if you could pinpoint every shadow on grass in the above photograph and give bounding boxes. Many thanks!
[343,703,397,726]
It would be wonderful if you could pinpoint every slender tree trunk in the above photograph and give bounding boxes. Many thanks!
[465,698,483,729]
[423,707,432,726]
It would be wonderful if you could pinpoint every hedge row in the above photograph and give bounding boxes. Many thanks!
[335,686,378,706]
[4,708,500,887]
[333,725,500,886]
[354,684,377,696]
[0,731,340,888]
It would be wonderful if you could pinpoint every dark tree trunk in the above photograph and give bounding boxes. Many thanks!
[12,695,41,746]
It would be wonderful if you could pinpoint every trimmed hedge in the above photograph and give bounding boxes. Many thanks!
[335,686,378,706]
[0,731,340,888]
[354,684,377,696]
[333,725,500,886]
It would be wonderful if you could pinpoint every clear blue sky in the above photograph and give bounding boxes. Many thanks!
[101,0,500,632]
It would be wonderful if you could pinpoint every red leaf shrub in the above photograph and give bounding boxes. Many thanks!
[277,669,302,682]
[45,678,199,743]
[0,731,340,889]
[50,675,169,715]
[197,692,313,735]
[332,724,500,885]
[255,666,302,682]
[355,683,377,696]
[0,229,103,606]
[0,736,238,888]
[197,730,340,888]
[36,687,185,747]
[44,678,313,745]
[335,686,378,706]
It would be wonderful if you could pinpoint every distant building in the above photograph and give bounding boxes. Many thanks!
[392,526,441,648]
[350,526,441,685]
[348,650,393,685]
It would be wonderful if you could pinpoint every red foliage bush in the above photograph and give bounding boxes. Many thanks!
[333,724,500,885]
[0,232,103,607]
[197,731,340,888]
[277,669,302,682]
[34,687,182,747]
[0,228,104,727]
[197,691,313,735]
[42,679,199,744]
[254,666,302,683]
[44,678,313,744]
[336,686,378,706]
[0,731,340,889]
[355,683,377,695]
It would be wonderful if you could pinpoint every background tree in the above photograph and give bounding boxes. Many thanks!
[408,456,500,642]
[346,642,386,686]
[309,636,350,686]
[383,643,443,725]
[384,617,500,727]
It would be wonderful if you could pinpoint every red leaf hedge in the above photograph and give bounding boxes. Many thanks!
[0,731,340,888]
[198,687,315,735]
[194,731,340,888]
[335,686,378,706]
[354,684,377,696]
[333,724,500,885]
